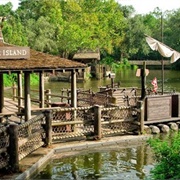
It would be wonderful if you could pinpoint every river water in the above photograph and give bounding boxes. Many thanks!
[33,133,179,180]
[34,143,154,180]
[40,69,180,94]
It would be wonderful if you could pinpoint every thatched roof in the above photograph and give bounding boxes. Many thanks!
[73,50,100,60]
[0,42,87,73]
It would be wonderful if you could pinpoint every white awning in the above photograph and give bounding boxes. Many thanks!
[145,35,180,63]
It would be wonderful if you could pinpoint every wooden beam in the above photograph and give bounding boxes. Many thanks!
[24,72,31,121]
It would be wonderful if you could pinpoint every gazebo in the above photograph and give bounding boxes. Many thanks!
[0,29,86,122]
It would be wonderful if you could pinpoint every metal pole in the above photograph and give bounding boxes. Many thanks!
[141,61,146,100]
[161,59,164,95]
[161,12,164,95]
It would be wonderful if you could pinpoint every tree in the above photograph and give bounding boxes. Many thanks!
[164,9,180,52]
[0,3,27,45]
[17,0,63,54]
[59,0,126,58]
[120,14,151,60]
[25,17,58,53]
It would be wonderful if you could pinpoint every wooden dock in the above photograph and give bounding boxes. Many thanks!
[3,98,19,113]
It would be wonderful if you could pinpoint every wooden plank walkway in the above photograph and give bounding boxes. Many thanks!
[1,98,23,123]
[3,97,19,113]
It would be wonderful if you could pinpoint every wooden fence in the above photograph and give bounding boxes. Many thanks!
[0,104,139,172]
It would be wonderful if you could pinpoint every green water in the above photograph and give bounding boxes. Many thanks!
[41,69,180,93]
[33,133,179,180]
[34,144,154,180]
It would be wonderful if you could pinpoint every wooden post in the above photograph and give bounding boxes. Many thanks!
[45,89,51,107]
[71,70,77,131]
[140,101,144,134]
[82,68,85,81]
[0,73,4,123]
[71,70,77,108]
[8,124,19,172]
[17,72,23,113]
[111,78,114,88]
[141,61,146,100]
[94,105,102,139]
[67,89,70,104]
[39,71,45,108]
[44,110,52,146]
[12,82,17,101]
[24,72,31,121]
[61,88,64,102]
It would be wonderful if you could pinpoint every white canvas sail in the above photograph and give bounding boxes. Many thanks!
[145,35,180,63]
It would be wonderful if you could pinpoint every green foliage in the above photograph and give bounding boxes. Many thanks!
[30,73,39,85]
[148,132,180,179]
[1,0,180,69]
[101,57,137,72]
[26,17,58,53]
[3,74,16,87]
[101,56,114,66]
[3,73,39,87]
[3,17,28,46]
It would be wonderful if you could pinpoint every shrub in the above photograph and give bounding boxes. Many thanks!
[148,132,180,179]
[4,73,39,87]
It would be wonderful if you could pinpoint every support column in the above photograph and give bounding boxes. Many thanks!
[24,72,31,121]
[71,70,77,132]
[17,72,23,113]
[71,70,77,108]
[0,73,4,122]
[39,71,45,108]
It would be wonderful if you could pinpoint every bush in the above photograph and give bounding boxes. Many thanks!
[148,132,180,179]
[4,73,39,87]
[4,74,17,87]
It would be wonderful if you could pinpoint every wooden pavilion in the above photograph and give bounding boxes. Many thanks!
[73,49,104,79]
[0,33,86,122]
[73,49,100,64]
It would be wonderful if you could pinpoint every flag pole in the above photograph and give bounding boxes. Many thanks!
[161,11,164,95]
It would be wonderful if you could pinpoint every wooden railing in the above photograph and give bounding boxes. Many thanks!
[1,93,180,173]
[0,104,138,172]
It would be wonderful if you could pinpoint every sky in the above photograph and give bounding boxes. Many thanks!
[117,0,180,14]
[0,0,180,14]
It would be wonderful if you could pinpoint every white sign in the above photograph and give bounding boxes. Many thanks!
[0,47,30,59]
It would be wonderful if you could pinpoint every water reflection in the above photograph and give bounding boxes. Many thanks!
[34,144,155,180]
[41,69,180,93]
